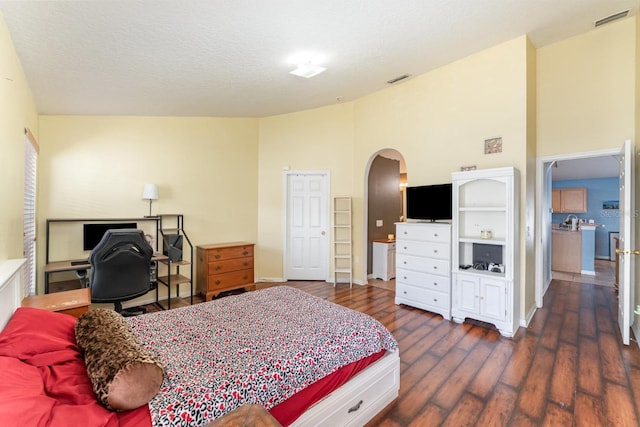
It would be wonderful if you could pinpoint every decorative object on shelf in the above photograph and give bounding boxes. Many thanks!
[480,230,492,239]
[484,137,502,154]
[142,184,158,217]
[460,165,477,172]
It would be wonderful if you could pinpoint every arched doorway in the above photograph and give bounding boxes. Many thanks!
[363,149,406,288]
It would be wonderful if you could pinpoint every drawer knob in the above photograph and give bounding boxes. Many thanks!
[243,262,249,267]
[403,291,407,294]
[433,266,438,270]
[243,251,248,256]
[348,400,364,414]
[214,254,221,259]
[215,280,221,285]
[403,276,407,280]
[215,266,221,271]
[404,231,407,235]
[434,249,438,253]
[404,261,407,265]
[433,282,437,286]
[434,233,438,237]
[404,246,407,250]
[433,298,438,302]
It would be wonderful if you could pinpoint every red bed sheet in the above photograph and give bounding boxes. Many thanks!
[0,304,388,427]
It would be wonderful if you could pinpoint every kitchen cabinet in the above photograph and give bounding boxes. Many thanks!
[552,188,587,213]
[551,230,582,273]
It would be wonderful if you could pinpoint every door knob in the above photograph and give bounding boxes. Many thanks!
[321,231,326,235]
[616,248,640,255]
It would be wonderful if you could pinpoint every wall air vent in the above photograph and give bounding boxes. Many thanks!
[387,74,411,84]
[594,10,629,27]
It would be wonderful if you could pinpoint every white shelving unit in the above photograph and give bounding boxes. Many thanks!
[451,166,519,337]
[332,196,352,287]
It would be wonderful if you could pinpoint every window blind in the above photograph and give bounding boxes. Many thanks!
[23,129,38,296]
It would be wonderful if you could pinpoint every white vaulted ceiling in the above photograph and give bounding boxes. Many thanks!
[0,0,637,117]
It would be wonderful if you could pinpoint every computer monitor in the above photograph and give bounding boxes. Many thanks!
[83,223,137,251]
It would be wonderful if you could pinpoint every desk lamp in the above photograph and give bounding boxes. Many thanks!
[142,184,158,217]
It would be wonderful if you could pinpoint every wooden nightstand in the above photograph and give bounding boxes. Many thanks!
[21,288,91,318]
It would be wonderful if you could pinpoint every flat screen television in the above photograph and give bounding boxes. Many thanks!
[83,222,137,251]
[406,183,452,222]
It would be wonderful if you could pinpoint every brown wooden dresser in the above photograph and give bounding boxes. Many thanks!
[196,242,255,301]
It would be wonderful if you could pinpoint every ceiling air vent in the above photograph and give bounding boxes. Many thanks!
[387,74,411,84]
[594,10,629,27]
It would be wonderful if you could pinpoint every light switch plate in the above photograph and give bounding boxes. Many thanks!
[376,219,383,227]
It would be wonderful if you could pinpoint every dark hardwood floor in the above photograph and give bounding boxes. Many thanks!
[144,279,640,426]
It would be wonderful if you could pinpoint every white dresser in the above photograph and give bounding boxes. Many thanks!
[395,222,451,320]
[372,240,396,281]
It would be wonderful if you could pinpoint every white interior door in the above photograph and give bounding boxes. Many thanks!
[618,139,634,345]
[285,172,329,280]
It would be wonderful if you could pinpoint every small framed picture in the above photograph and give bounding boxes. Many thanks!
[484,137,502,154]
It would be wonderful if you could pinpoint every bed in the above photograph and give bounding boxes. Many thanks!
[0,259,399,427]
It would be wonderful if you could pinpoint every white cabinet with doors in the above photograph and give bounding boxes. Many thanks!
[372,240,396,281]
[332,196,352,287]
[451,167,519,337]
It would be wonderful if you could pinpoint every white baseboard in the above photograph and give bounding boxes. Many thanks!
[256,277,286,283]
[521,304,537,328]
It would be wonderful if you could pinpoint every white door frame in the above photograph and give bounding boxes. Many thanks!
[535,147,622,308]
[282,170,330,282]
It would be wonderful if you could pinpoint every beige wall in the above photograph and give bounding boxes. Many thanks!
[38,116,259,297]
[537,17,635,156]
[257,104,355,280]
[0,13,38,262]
[355,36,531,315]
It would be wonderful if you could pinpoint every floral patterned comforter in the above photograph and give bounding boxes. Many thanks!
[126,286,397,427]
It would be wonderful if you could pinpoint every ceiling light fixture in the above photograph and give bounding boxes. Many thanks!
[290,63,327,78]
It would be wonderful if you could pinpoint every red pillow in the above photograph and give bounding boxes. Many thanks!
[0,307,80,365]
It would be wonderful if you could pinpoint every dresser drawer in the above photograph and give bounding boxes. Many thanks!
[396,240,449,259]
[396,223,450,243]
[396,253,449,275]
[396,283,449,309]
[396,268,449,292]
[207,269,254,291]
[208,258,253,275]
[206,245,253,262]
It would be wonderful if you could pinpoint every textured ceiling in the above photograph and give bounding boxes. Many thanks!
[0,0,638,117]
[552,156,621,181]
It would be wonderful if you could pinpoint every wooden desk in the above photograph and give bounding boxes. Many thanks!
[22,288,91,318]
[44,254,169,293]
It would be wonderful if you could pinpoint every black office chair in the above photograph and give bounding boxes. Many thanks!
[89,229,154,315]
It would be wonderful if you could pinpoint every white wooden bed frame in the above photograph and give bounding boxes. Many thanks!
[0,258,399,426]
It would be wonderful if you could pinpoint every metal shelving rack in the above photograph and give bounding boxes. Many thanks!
[155,214,193,309]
